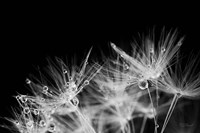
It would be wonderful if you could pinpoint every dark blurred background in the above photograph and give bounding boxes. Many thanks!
[1,3,200,133]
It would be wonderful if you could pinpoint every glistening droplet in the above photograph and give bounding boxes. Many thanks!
[71,97,79,106]
[39,120,46,127]
[63,69,68,74]
[84,80,89,85]
[138,80,148,90]
[48,123,56,132]
[161,47,166,53]
[33,109,39,115]
[23,107,30,114]
[26,78,31,84]
[150,48,154,54]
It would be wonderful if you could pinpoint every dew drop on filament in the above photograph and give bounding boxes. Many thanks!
[33,109,39,115]
[138,80,148,90]
[23,107,30,114]
[63,69,68,74]
[26,78,31,84]
[111,43,116,49]
[48,123,56,132]
[177,38,184,46]
[161,47,166,53]
[39,120,46,127]
[71,97,79,106]
[84,80,89,85]
[43,86,48,91]
[13,120,20,126]
[149,48,154,54]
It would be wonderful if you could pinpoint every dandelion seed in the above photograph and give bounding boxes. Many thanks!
[160,53,200,99]
[158,54,200,133]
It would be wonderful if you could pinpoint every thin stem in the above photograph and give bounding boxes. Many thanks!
[155,80,159,132]
[160,93,180,133]
[140,115,147,133]
[147,88,158,133]
[76,108,96,133]
[130,119,136,133]
[155,80,159,116]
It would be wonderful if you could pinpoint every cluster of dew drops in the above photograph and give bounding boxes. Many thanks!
[3,31,200,133]
[9,65,90,133]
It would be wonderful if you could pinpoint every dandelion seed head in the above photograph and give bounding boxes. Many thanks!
[160,54,200,99]
[3,29,200,133]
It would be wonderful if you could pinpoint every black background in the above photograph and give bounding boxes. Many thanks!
[1,3,200,133]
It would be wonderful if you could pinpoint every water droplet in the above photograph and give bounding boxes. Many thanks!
[23,107,30,114]
[150,48,154,54]
[85,61,88,65]
[123,63,129,70]
[138,79,148,90]
[65,82,70,87]
[71,97,79,106]
[156,124,159,128]
[25,78,31,84]
[13,120,20,126]
[39,120,46,127]
[84,80,89,85]
[161,47,166,53]
[111,43,116,49]
[33,109,39,115]
[19,96,27,103]
[43,86,48,91]
[15,95,20,100]
[177,39,183,46]
[48,123,56,132]
[63,69,68,74]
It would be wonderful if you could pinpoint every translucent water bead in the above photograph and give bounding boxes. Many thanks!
[138,79,149,90]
